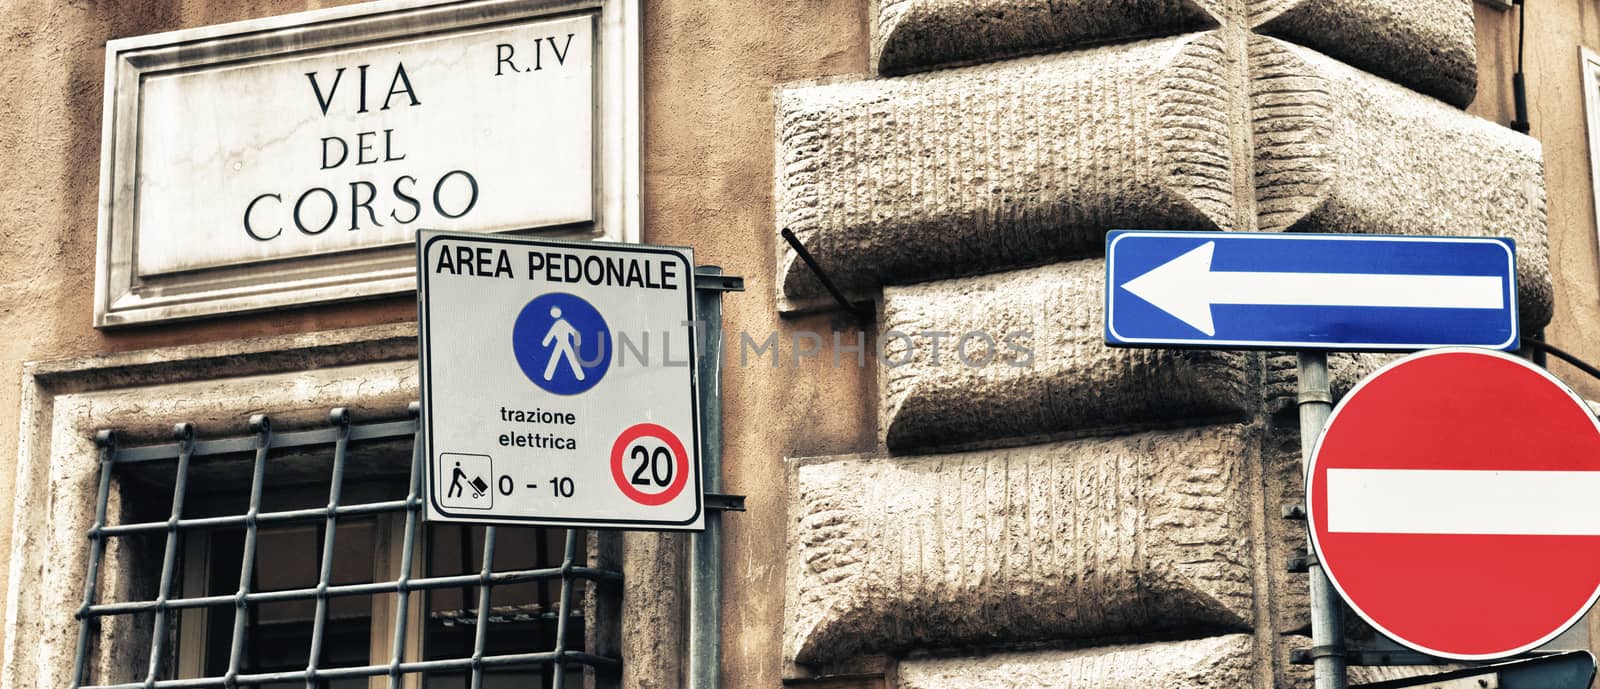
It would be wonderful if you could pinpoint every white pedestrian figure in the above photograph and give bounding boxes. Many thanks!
[541,306,585,381]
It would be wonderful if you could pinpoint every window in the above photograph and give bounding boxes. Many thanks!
[69,407,620,689]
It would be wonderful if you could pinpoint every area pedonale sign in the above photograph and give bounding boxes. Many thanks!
[418,231,704,530]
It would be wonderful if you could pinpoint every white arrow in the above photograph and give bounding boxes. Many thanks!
[1120,241,1506,336]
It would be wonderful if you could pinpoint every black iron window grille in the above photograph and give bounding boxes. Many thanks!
[69,404,621,689]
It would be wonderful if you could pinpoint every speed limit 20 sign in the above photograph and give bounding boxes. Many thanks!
[418,230,704,530]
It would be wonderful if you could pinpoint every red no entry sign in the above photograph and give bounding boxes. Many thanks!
[1308,348,1600,660]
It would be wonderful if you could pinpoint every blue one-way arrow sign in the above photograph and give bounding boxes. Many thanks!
[1105,231,1518,351]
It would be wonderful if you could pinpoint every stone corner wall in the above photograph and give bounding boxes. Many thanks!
[778,0,1548,685]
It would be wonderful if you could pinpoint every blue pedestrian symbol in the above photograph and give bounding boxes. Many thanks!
[512,293,612,395]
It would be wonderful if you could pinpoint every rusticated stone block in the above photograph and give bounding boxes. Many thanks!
[1266,425,1311,634]
[787,425,1255,665]
[778,32,1236,306]
[881,259,1252,450]
[874,0,1218,76]
[1251,0,1476,107]
[1262,352,1396,418]
[897,634,1256,689]
[1251,37,1551,330]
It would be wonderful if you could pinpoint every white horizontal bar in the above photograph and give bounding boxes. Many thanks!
[1326,469,1600,535]
[1211,272,1504,309]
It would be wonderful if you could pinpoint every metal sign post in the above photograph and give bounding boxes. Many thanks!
[688,266,745,689]
[1299,352,1349,689]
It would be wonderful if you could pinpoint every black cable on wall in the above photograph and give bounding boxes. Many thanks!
[1511,0,1532,133]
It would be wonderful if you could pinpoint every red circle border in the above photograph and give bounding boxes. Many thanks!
[610,423,691,506]
[1305,347,1600,661]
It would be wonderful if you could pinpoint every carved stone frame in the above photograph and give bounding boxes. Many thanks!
[4,325,681,688]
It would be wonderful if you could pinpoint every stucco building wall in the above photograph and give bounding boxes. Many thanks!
[1472,1,1600,406]
[0,1,868,687]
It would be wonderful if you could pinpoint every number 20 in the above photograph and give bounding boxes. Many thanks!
[630,445,673,488]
